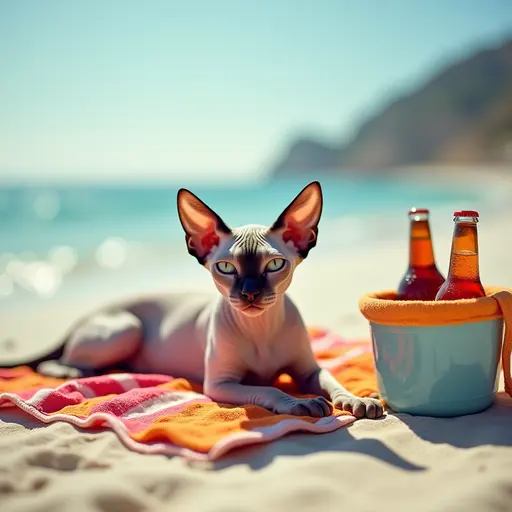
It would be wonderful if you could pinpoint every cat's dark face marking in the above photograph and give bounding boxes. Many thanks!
[211,225,291,316]
[177,182,322,316]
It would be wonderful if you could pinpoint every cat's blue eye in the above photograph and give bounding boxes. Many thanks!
[216,261,237,275]
[266,258,286,272]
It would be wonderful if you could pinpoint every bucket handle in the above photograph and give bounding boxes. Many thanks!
[492,290,512,397]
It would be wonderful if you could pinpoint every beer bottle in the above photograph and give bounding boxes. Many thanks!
[435,210,485,300]
[397,208,445,300]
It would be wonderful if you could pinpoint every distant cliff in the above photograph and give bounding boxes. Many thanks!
[272,39,512,175]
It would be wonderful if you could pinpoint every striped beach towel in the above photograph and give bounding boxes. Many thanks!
[0,328,378,461]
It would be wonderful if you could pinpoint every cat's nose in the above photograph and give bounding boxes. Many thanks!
[241,290,260,302]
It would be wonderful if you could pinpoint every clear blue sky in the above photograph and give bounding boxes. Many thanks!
[1,1,511,182]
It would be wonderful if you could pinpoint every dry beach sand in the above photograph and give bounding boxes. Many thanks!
[2,169,512,512]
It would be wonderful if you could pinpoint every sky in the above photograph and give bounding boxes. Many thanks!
[1,1,512,182]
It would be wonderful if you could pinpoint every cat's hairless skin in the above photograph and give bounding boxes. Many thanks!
[6,182,383,419]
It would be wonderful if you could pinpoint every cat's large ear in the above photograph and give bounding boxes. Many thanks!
[270,181,323,259]
[177,189,231,265]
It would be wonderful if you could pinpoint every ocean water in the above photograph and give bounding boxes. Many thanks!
[0,174,484,306]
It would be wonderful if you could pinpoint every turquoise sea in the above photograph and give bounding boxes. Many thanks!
[0,174,483,306]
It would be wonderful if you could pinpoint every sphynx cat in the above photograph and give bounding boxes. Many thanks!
[4,182,383,419]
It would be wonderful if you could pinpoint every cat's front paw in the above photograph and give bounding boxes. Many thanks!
[275,396,333,417]
[333,394,384,419]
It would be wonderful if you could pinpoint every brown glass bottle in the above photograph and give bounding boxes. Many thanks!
[397,208,445,301]
[435,210,485,300]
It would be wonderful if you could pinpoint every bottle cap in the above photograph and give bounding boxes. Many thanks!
[454,210,479,217]
[408,208,429,215]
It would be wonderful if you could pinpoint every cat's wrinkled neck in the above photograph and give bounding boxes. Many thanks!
[224,296,286,343]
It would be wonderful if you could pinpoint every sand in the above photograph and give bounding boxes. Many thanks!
[2,388,512,511]
[2,171,512,511]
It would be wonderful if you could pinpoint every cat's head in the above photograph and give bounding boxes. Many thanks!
[177,181,322,316]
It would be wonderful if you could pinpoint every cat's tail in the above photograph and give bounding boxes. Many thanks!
[0,338,67,371]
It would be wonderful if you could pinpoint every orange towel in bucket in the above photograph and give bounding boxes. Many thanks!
[0,329,378,461]
[358,286,512,397]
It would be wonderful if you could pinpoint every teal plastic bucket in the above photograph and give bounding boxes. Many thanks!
[359,287,512,417]
[370,319,503,417]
